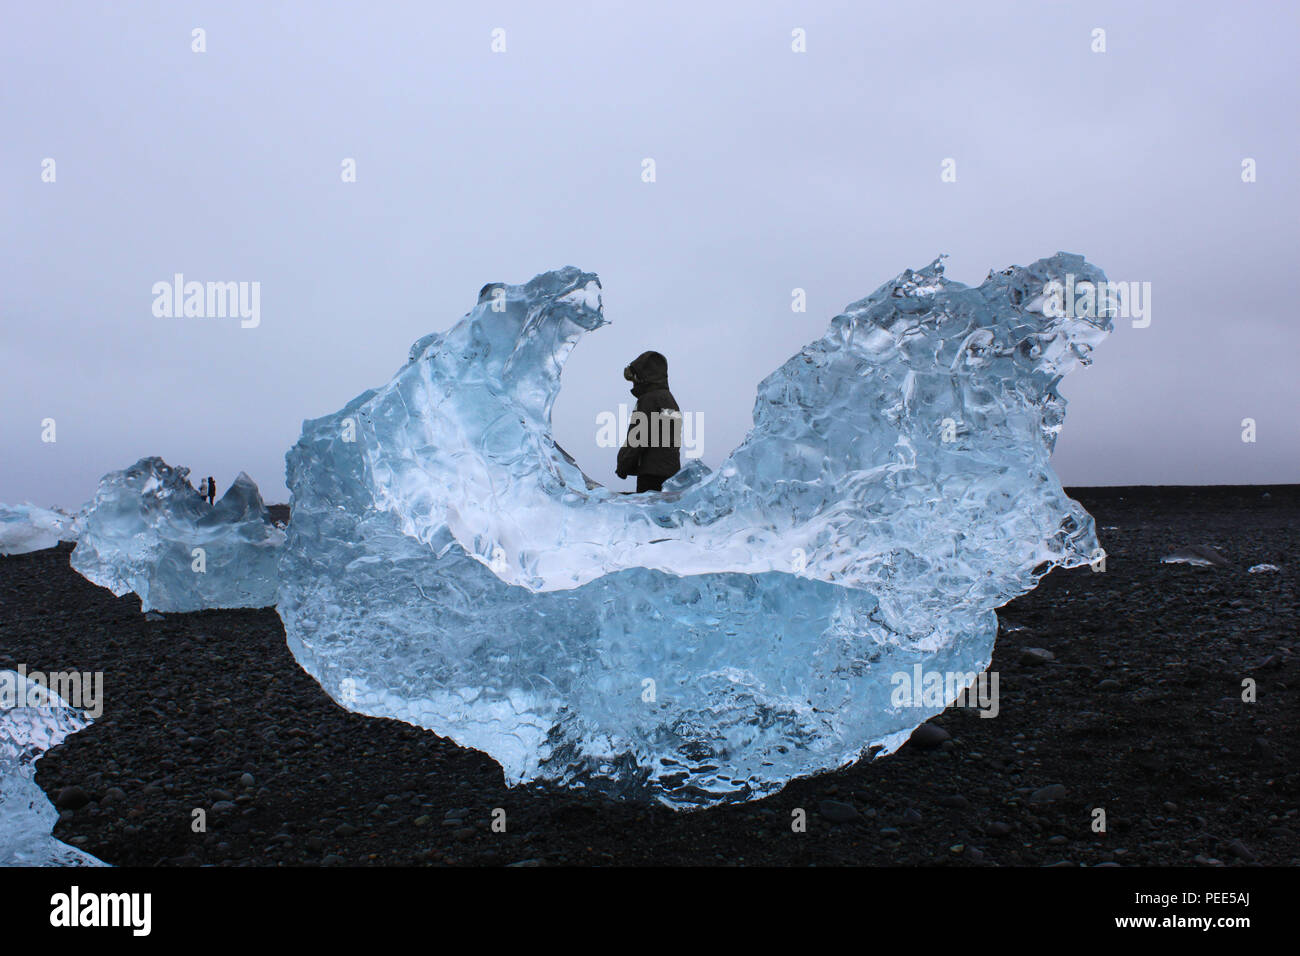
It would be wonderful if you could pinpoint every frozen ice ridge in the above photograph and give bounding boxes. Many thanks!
[0,503,80,555]
[0,670,106,866]
[278,256,1112,808]
[71,457,284,612]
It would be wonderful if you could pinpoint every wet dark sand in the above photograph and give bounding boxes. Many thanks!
[3,485,1296,866]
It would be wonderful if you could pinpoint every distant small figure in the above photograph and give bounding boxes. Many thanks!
[198,477,209,500]
[616,351,682,493]
[206,476,216,506]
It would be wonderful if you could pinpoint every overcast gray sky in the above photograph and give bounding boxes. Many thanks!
[3,0,1297,508]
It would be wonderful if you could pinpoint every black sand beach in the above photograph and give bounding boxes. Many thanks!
[3,486,1296,867]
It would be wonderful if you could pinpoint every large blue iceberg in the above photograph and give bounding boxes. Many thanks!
[278,255,1112,807]
[70,458,284,612]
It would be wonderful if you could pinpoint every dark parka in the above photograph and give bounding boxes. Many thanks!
[616,351,682,479]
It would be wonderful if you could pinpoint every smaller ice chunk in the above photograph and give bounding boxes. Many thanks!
[0,503,81,555]
[1161,545,1230,567]
[70,457,284,612]
[1248,563,1279,574]
[0,670,106,866]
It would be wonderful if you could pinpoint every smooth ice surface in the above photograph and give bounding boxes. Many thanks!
[71,457,284,612]
[278,255,1112,807]
[0,671,106,866]
[0,503,80,555]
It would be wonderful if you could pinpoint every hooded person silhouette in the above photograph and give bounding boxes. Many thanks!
[615,350,682,493]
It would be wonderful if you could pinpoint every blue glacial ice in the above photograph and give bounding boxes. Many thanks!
[0,670,106,866]
[70,457,284,613]
[278,255,1112,807]
[0,503,80,555]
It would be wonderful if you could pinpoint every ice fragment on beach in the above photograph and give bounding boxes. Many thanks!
[0,503,80,555]
[0,670,106,866]
[70,457,283,612]
[1161,545,1230,567]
